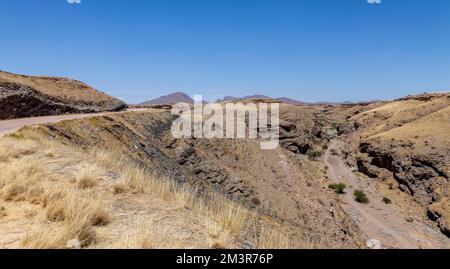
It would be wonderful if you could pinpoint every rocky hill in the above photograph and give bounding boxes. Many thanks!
[140,92,193,105]
[1,92,449,248]
[0,70,126,119]
[340,92,450,237]
[216,95,306,105]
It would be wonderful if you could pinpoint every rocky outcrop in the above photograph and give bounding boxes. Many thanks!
[33,110,366,248]
[0,71,126,119]
[277,106,338,155]
[355,139,450,236]
[336,92,450,238]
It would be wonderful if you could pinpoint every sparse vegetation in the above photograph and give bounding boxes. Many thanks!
[75,165,99,189]
[0,205,7,218]
[111,182,127,195]
[0,112,352,249]
[257,227,291,249]
[382,197,392,204]
[307,150,323,161]
[388,182,395,190]
[251,197,261,206]
[354,190,369,204]
[329,183,347,194]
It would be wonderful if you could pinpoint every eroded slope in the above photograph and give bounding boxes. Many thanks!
[0,108,366,248]
[0,70,126,119]
[343,93,450,236]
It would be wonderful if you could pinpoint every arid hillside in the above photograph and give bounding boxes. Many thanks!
[0,71,127,119]
[341,93,450,237]
[0,108,366,249]
[1,93,449,249]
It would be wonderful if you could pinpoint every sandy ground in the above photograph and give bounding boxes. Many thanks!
[323,139,450,249]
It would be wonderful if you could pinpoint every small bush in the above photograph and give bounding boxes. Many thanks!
[75,165,99,189]
[0,205,7,218]
[47,204,66,222]
[388,182,395,190]
[90,208,111,226]
[354,190,369,204]
[76,177,97,189]
[3,184,27,201]
[322,145,329,150]
[307,150,323,161]
[382,197,392,204]
[251,197,261,206]
[329,183,347,194]
[330,149,339,156]
[112,183,127,195]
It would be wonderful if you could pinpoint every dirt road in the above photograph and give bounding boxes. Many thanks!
[324,139,450,249]
[0,109,149,137]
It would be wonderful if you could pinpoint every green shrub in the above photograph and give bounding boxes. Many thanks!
[330,149,339,156]
[354,190,369,204]
[307,150,323,161]
[382,197,392,204]
[329,183,347,194]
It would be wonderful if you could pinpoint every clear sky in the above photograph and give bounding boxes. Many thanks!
[1,0,449,103]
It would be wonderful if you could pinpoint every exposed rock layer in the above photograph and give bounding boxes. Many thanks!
[0,71,126,119]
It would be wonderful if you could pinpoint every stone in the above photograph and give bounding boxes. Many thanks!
[366,239,382,249]
[66,239,82,249]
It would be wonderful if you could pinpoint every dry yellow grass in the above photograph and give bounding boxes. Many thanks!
[257,227,291,249]
[45,190,110,226]
[23,190,110,248]
[22,220,96,249]
[111,182,127,195]
[91,149,301,249]
[75,165,100,189]
[0,138,39,162]
[113,217,186,249]
[91,149,250,237]
[0,156,45,203]
[0,127,302,249]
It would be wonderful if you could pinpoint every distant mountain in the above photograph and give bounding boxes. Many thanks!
[216,94,271,103]
[142,92,309,105]
[275,97,308,105]
[140,92,193,105]
[216,94,306,105]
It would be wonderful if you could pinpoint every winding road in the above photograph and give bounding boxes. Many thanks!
[324,139,450,249]
[0,109,149,137]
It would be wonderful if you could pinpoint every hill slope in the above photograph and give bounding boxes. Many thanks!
[140,92,193,105]
[344,92,450,236]
[0,70,126,119]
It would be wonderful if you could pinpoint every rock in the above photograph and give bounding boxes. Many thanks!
[242,240,256,249]
[337,123,357,135]
[366,239,382,249]
[66,239,81,249]
[0,71,127,120]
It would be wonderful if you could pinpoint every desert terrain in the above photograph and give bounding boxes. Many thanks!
[0,72,449,249]
[0,71,126,120]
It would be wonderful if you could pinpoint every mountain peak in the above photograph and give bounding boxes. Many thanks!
[140,92,193,105]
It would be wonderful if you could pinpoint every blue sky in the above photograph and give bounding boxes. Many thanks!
[1,0,449,103]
